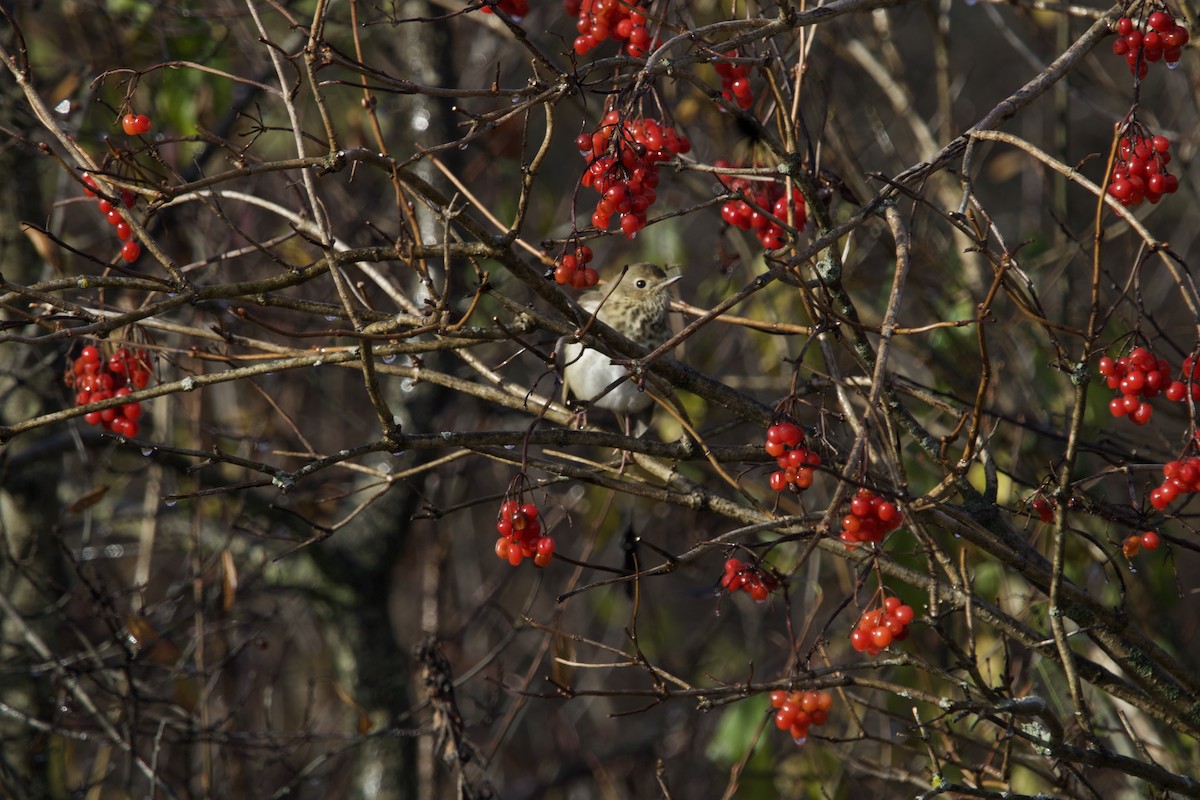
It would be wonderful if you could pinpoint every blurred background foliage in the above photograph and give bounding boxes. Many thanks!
[2,0,1200,798]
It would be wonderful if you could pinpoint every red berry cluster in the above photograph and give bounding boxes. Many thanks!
[1107,128,1180,207]
[575,111,690,238]
[494,500,555,567]
[1149,457,1200,510]
[1122,530,1162,558]
[565,0,654,56]
[849,596,914,656]
[713,51,753,110]
[553,242,598,288]
[769,689,832,745]
[81,173,141,263]
[121,112,153,136]
[764,421,821,493]
[719,558,778,602]
[1096,346,1199,425]
[714,161,807,250]
[839,488,902,547]
[66,345,150,438]
[1111,9,1188,77]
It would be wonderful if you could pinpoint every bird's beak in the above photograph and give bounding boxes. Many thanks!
[659,274,683,288]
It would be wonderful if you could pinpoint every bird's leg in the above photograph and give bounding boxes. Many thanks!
[566,400,589,430]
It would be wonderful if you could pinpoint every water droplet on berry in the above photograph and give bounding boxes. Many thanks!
[792,737,807,746]
[1168,61,1180,70]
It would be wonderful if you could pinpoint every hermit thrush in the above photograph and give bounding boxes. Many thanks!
[560,263,680,433]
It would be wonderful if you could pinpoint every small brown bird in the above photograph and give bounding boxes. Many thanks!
[560,263,680,434]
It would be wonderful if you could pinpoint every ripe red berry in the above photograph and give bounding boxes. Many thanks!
[889,604,915,625]
[869,626,893,649]
[1031,496,1054,522]
[1141,530,1161,551]
[121,241,142,263]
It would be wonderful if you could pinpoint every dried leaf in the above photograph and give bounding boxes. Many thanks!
[220,549,238,612]
[64,485,108,514]
[333,681,373,734]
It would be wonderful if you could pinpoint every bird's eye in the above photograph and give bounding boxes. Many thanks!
[635,279,647,288]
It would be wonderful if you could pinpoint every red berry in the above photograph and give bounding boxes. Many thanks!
[122,113,140,136]
[121,241,141,263]
[850,495,872,517]
[620,214,641,237]
[1031,496,1054,522]
[1141,530,1161,551]
[1149,488,1169,510]
[869,626,893,649]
